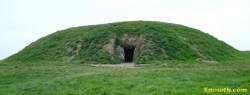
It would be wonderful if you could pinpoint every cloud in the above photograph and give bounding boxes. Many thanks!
[111,0,161,6]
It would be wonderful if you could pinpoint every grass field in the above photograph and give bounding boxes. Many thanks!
[0,60,249,95]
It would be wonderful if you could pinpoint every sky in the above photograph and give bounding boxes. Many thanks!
[0,0,250,60]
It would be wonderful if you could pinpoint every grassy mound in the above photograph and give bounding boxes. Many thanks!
[5,21,244,64]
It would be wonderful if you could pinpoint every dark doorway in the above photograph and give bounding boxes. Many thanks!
[124,46,135,62]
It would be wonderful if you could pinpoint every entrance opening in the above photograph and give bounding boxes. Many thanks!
[124,46,135,62]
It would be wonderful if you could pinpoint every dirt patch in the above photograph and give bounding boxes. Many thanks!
[197,58,218,63]
[103,38,115,55]
[63,40,82,61]
[89,63,138,68]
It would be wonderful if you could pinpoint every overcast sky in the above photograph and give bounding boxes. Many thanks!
[0,0,250,60]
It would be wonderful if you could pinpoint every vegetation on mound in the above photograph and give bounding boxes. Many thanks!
[5,21,245,64]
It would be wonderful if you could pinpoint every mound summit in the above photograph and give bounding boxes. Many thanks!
[6,21,241,64]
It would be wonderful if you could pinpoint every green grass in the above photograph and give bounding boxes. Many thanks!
[1,60,249,95]
[2,21,249,94]
[5,21,244,64]
[242,51,250,55]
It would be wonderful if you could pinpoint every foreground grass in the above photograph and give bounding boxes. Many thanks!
[0,61,249,95]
